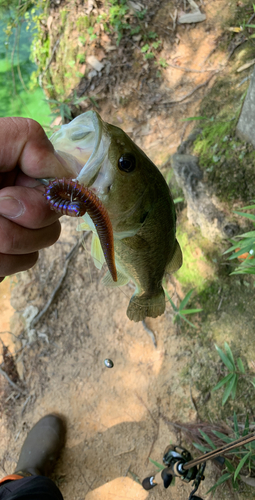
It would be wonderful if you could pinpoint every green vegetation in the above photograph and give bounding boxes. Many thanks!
[0,2,51,125]
[164,287,203,328]
[212,342,255,406]
[224,203,255,275]
[193,413,255,493]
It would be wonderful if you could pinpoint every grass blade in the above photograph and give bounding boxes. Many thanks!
[212,430,233,443]
[237,357,245,374]
[179,289,194,310]
[233,412,239,437]
[231,375,238,400]
[206,473,232,494]
[222,374,237,406]
[242,414,249,437]
[224,342,235,367]
[178,314,197,328]
[234,451,251,481]
[179,308,203,315]
[212,373,234,391]
[225,458,235,472]
[192,442,211,453]
[149,458,165,471]
[215,344,235,370]
[233,211,255,222]
[198,429,217,449]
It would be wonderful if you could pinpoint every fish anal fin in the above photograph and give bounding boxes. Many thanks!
[165,239,183,274]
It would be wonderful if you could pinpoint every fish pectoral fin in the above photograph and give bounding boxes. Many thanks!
[102,269,130,287]
[165,239,183,274]
[127,289,165,322]
[121,234,148,250]
[91,233,105,270]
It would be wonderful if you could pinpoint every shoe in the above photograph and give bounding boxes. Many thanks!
[14,414,66,477]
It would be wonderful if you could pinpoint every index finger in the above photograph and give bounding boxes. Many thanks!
[0,117,76,179]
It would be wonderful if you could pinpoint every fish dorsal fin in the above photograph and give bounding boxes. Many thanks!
[165,239,183,274]
[102,269,130,288]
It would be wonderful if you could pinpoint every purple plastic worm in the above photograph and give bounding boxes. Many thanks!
[44,178,117,282]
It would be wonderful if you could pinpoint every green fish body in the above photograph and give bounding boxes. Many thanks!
[50,111,182,322]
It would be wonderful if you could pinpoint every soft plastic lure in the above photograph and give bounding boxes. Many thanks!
[44,178,117,282]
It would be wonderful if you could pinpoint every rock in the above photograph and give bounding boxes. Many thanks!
[87,55,104,72]
[171,153,240,240]
[236,66,255,147]
[178,12,206,24]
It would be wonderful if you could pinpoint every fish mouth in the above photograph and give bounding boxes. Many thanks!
[50,111,111,190]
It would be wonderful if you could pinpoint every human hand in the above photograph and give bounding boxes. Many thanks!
[0,117,68,283]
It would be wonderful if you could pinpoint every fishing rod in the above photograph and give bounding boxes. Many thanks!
[142,431,255,500]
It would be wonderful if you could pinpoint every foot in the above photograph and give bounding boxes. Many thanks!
[14,414,66,477]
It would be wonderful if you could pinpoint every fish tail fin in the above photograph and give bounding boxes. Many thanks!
[127,288,165,322]
[165,239,183,274]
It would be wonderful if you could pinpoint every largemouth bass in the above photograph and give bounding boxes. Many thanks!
[49,111,182,322]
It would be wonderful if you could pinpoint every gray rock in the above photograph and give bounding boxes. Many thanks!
[172,153,240,240]
[236,66,255,147]
[178,12,206,24]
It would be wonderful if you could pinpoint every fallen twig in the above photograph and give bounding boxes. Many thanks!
[136,392,158,426]
[142,320,157,348]
[0,367,26,395]
[31,234,89,328]
[161,72,217,105]
[167,62,218,73]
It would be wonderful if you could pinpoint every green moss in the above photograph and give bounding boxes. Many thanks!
[60,9,68,26]
[175,226,217,292]
[76,15,91,32]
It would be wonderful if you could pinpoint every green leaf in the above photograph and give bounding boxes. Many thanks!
[215,344,235,371]
[225,458,235,472]
[231,267,255,275]
[212,373,234,391]
[198,429,217,449]
[179,308,203,315]
[141,44,149,52]
[235,202,255,210]
[179,289,194,309]
[251,377,255,388]
[233,211,255,222]
[164,289,178,311]
[224,342,236,367]
[212,430,233,443]
[206,473,232,494]
[178,314,197,328]
[237,357,245,374]
[149,458,165,471]
[173,197,184,204]
[222,374,237,406]
[228,245,254,260]
[192,442,211,453]
[234,451,252,481]
[231,375,238,400]
[233,412,239,437]
[182,116,208,121]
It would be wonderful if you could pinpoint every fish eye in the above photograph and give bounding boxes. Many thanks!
[118,153,136,173]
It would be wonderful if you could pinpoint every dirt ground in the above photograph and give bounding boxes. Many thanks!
[1,1,254,499]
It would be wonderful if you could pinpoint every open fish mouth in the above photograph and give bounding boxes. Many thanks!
[50,111,112,191]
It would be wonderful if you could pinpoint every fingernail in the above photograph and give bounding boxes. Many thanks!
[0,197,25,218]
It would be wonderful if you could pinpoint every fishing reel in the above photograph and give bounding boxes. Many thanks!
[142,430,255,500]
[142,445,205,500]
